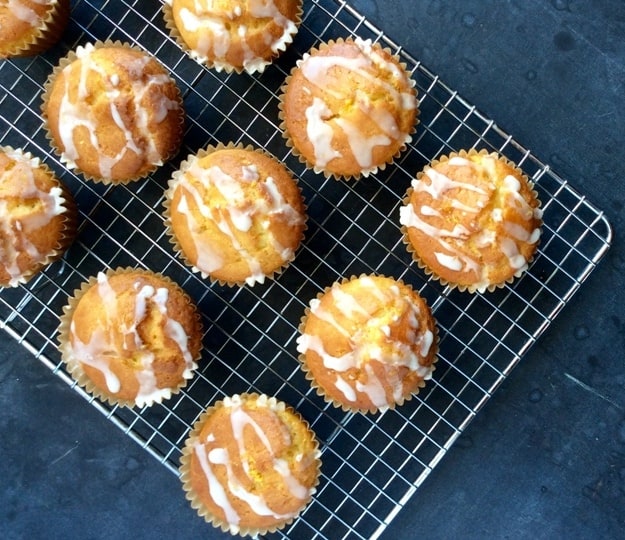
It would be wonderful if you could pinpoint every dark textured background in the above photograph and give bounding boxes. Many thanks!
[2,1,624,539]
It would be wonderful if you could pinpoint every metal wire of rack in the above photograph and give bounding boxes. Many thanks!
[0,0,612,539]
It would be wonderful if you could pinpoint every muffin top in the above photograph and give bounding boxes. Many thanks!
[399,150,543,292]
[0,0,57,57]
[297,275,437,413]
[181,393,320,535]
[281,37,417,179]
[0,146,69,287]
[43,43,184,183]
[166,146,306,286]
[61,270,203,407]
[169,0,301,73]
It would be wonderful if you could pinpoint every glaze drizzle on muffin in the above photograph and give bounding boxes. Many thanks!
[297,275,437,412]
[63,270,202,407]
[43,43,184,182]
[182,394,320,535]
[0,147,69,286]
[281,37,417,179]
[400,151,542,292]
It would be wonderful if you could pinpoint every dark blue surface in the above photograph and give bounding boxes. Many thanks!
[2,1,624,539]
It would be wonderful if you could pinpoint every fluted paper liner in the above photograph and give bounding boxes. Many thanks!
[0,0,70,59]
[163,1,302,74]
[400,148,543,294]
[57,267,203,408]
[297,274,439,415]
[41,40,185,185]
[0,145,77,288]
[179,393,321,537]
[163,141,307,287]
[278,37,419,181]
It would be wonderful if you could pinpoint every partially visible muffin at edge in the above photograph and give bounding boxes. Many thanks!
[0,145,76,287]
[0,0,69,59]
[164,0,302,74]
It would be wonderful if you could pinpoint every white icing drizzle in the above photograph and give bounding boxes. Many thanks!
[174,159,303,285]
[193,397,312,527]
[177,0,297,71]
[7,0,50,26]
[0,149,65,286]
[400,156,541,287]
[298,37,415,171]
[296,279,434,408]
[69,272,196,404]
[56,43,180,179]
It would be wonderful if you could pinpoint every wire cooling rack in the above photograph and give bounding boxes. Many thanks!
[0,0,613,539]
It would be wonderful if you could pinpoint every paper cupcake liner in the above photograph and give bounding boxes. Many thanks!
[163,141,307,287]
[0,146,77,288]
[41,40,185,185]
[0,0,70,59]
[400,148,543,294]
[278,37,419,181]
[297,274,439,414]
[163,1,303,74]
[179,393,321,536]
[57,267,203,408]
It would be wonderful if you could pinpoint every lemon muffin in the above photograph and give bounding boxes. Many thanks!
[399,149,543,292]
[180,393,321,536]
[0,0,69,59]
[42,41,184,184]
[0,146,76,287]
[296,274,437,413]
[164,0,302,74]
[279,37,418,179]
[58,268,203,408]
[164,144,307,286]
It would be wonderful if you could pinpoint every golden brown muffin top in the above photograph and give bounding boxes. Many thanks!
[0,0,55,56]
[400,150,543,292]
[184,394,320,535]
[297,275,437,413]
[43,43,184,183]
[167,146,306,286]
[170,0,301,73]
[281,37,417,179]
[0,147,67,287]
[65,270,202,407]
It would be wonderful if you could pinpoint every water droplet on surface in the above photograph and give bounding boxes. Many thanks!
[574,325,590,340]
[525,70,537,81]
[462,13,476,28]
[528,388,543,403]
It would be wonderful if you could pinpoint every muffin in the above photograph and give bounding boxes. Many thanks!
[180,393,321,536]
[164,144,307,286]
[296,274,437,413]
[58,268,203,408]
[279,37,418,180]
[0,146,76,287]
[164,0,302,74]
[399,149,543,293]
[0,0,69,59]
[41,41,184,184]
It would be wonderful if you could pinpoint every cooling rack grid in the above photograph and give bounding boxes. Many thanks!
[0,0,612,538]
